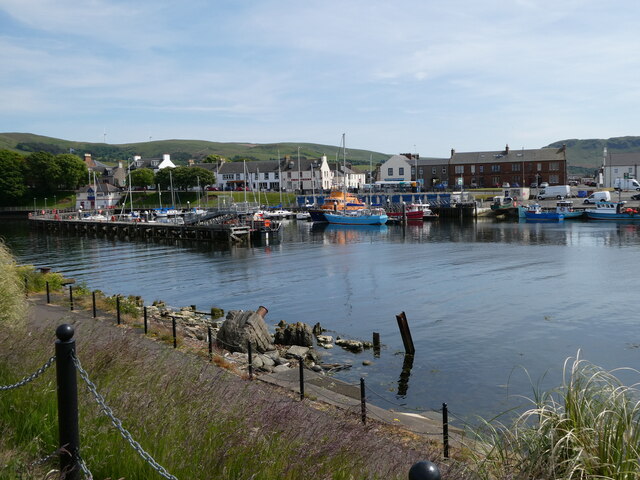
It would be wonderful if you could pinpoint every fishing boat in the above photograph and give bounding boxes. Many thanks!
[409,202,438,220]
[490,196,518,217]
[555,200,583,219]
[524,204,564,221]
[323,134,386,226]
[324,207,388,225]
[387,209,424,222]
[585,201,640,221]
[309,190,366,222]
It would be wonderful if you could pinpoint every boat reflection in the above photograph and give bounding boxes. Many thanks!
[312,223,389,245]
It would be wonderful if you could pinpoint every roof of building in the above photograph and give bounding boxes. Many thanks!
[451,147,566,165]
[608,152,640,166]
[77,183,121,194]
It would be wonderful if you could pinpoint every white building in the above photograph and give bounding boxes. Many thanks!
[377,154,417,182]
[602,150,640,188]
[75,183,122,210]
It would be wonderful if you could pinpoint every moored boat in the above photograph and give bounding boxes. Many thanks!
[524,204,564,221]
[324,207,388,225]
[555,200,583,219]
[309,190,366,223]
[585,201,640,221]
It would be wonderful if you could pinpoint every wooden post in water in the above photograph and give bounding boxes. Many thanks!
[396,311,415,354]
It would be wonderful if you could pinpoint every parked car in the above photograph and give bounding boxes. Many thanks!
[205,186,219,191]
[529,182,538,188]
[584,191,611,204]
[540,182,549,188]
[631,193,640,201]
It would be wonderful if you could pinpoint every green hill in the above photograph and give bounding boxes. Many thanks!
[547,136,640,174]
[0,132,390,166]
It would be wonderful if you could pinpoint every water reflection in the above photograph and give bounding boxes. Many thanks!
[397,353,414,397]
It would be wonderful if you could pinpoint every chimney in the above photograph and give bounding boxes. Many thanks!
[505,144,510,154]
[450,148,455,158]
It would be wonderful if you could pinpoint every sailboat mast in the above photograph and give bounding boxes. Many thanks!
[278,150,282,207]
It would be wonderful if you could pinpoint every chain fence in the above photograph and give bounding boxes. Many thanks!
[71,351,179,480]
[0,355,56,391]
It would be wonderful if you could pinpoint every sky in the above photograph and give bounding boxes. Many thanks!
[1,0,640,157]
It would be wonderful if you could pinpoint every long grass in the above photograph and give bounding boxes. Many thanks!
[0,241,26,329]
[471,352,640,479]
[0,304,458,479]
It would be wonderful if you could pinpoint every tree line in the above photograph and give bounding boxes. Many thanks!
[0,149,216,206]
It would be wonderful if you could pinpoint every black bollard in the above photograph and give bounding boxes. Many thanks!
[442,403,449,459]
[360,377,367,424]
[172,317,177,348]
[247,341,253,380]
[55,324,80,480]
[143,306,148,334]
[298,356,304,400]
[92,291,97,318]
[69,285,74,311]
[408,461,441,480]
[46,281,50,304]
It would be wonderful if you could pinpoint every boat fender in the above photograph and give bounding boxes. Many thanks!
[513,196,518,201]
[111,215,116,222]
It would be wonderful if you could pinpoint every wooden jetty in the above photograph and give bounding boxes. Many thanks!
[28,210,276,244]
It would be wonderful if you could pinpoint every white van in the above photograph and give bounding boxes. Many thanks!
[583,191,611,204]
[537,185,571,200]
[614,178,640,191]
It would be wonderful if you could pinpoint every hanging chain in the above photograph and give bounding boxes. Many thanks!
[71,352,178,480]
[0,356,56,391]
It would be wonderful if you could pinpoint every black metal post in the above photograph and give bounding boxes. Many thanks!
[360,377,367,424]
[442,402,449,459]
[172,317,177,348]
[298,356,304,400]
[69,285,74,311]
[46,281,50,304]
[116,295,121,325]
[247,340,254,379]
[207,326,212,360]
[92,291,97,318]
[372,332,381,357]
[143,306,148,334]
[55,324,80,480]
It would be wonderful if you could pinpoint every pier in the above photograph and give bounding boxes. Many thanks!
[28,210,271,244]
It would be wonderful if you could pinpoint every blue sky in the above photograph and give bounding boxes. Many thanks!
[1,0,639,157]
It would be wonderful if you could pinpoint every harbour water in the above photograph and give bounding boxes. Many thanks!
[2,217,640,426]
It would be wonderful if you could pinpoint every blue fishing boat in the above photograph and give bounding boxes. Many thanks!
[524,204,564,221]
[555,200,583,219]
[324,208,388,225]
[585,201,640,221]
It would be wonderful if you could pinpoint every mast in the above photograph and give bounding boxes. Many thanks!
[169,170,176,223]
[342,133,346,212]
[278,150,283,207]
[243,160,247,203]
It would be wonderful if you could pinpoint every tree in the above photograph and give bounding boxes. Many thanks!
[54,153,88,190]
[0,150,27,205]
[203,154,224,164]
[130,168,155,188]
[155,166,215,191]
[24,151,59,192]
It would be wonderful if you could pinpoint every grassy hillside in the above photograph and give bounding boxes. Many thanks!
[547,136,640,172]
[0,132,390,166]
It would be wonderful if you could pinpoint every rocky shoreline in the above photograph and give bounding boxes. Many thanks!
[141,300,374,375]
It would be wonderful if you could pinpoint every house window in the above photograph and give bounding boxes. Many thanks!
[550,162,559,171]
[492,176,500,186]
[399,167,404,175]
[455,165,464,174]
[549,174,559,184]
[470,165,475,174]
[512,163,521,172]
[263,172,269,180]
[223,174,234,180]
[479,165,484,173]
[388,167,393,176]
[537,163,542,171]
[274,172,279,179]
[235,173,241,180]
[491,164,500,172]
[419,168,423,174]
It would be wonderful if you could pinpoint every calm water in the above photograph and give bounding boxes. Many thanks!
[2,217,640,425]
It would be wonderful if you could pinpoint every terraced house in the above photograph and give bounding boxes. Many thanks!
[449,144,567,188]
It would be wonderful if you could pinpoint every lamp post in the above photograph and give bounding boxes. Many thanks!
[44,198,47,211]
[54,195,57,207]
[33,198,36,214]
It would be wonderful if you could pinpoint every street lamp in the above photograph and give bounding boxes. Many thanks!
[53,195,57,207]
[33,198,36,214]
[44,198,47,211]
